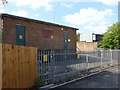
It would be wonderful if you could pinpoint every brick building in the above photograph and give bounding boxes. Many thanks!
[0,13,78,51]
[77,41,97,51]
[92,33,103,42]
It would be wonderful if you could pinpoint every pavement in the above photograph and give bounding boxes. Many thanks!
[50,66,119,89]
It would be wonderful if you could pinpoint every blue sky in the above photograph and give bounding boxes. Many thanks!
[0,0,119,42]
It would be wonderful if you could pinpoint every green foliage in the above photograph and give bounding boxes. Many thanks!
[98,22,120,49]
[76,33,80,41]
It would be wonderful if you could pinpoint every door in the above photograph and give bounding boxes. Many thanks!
[16,25,26,46]
[64,31,68,50]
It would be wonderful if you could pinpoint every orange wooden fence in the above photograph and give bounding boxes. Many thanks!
[0,44,2,90]
[0,44,38,89]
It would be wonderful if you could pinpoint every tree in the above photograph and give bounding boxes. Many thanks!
[0,0,8,6]
[76,33,80,41]
[97,22,120,49]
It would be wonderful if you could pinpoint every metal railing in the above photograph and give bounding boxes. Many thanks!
[37,49,119,86]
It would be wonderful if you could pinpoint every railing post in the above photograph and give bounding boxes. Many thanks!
[110,49,113,65]
[65,50,67,81]
[52,51,55,83]
[100,50,103,68]
[86,54,89,70]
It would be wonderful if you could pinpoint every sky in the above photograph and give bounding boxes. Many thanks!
[0,0,119,42]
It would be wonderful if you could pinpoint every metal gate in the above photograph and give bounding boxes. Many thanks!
[37,50,119,86]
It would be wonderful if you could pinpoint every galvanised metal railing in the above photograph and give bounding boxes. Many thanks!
[37,49,119,86]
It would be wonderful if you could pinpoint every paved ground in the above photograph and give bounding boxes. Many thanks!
[52,66,119,89]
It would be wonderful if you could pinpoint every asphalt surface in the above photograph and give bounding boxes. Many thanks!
[52,66,119,89]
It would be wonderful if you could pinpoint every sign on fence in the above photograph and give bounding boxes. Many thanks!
[77,54,80,59]
[43,55,48,62]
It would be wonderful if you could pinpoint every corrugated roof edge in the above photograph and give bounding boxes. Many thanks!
[0,13,79,30]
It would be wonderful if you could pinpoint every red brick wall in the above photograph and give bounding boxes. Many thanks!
[2,16,76,50]
[77,41,97,51]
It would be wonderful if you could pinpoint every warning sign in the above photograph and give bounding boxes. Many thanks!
[19,35,23,39]
[43,55,48,62]
[77,54,80,59]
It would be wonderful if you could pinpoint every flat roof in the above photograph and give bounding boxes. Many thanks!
[1,13,79,30]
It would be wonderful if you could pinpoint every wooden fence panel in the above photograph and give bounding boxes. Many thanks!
[0,44,2,90]
[28,47,38,87]
[2,44,12,88]
[1,44,38,89]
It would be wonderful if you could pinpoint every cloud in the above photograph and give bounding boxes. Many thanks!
[8,0,53,11]
[60,3,73,8]
[95,0,119,6]
[80,33,93,42]
[31,0,52,11]
[34,13,40,17]
[0,7,5,13]
[0,8,5,13]
[0,0,7,13]
[52,0,96,2]
[11,10,28,17]
[53,0,119,6]
[63,8,113,41]
[63,8,112,26]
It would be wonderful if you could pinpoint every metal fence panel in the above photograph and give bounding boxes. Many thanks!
[37,49,119,86]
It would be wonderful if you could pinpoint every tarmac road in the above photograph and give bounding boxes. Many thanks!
[53,66,119,89]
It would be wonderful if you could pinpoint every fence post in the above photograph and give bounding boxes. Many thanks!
[50,50,53,83]
[52,51,55,83]
[65,50,67,81]
[100,50,103,68]
[110,49,113,65]
[40,50,42,78]
[86,54,89,70]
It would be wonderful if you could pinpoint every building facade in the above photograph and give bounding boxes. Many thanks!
[92,33,103,42]
[77,41,97,51]
[0,13,78,51]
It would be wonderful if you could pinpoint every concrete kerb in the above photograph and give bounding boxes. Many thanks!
[48,65,118,89]
[38,63,118,90]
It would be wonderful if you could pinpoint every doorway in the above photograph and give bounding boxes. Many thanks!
[16,25,26,46]
[64,31,68,50]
